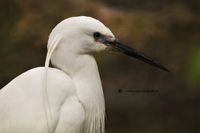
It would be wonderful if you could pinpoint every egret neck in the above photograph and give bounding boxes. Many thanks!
[51,41,105,133]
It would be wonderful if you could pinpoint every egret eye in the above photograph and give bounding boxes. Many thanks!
[93,32,101,39]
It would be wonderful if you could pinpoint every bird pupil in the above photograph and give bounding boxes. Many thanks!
[94,32,101,38]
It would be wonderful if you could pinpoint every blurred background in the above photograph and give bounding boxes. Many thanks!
[0,0,199,132]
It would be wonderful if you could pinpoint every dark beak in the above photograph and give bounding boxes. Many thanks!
[105,39,169,72]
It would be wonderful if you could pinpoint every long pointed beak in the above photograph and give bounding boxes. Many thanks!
[106,39,169,72]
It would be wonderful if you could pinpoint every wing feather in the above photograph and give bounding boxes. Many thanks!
[0,67,84,133]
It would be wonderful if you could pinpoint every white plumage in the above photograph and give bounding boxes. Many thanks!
[0,16,113,133]
[0,16,168,133]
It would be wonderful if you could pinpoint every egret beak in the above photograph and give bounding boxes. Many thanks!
[105,38,169,72]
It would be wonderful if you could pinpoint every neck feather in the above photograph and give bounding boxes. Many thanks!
[51,52,105,133]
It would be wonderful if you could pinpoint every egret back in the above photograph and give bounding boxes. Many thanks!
[0,67,85,133]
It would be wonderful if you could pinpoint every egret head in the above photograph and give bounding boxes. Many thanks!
[47,16,169,72]
[48,16,114,54]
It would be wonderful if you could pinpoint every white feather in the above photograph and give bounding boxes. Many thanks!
[0,16,115,133]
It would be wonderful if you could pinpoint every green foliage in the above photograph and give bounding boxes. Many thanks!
[189,49,200,89]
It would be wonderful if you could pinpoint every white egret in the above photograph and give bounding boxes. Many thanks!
[0,16,169,133]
